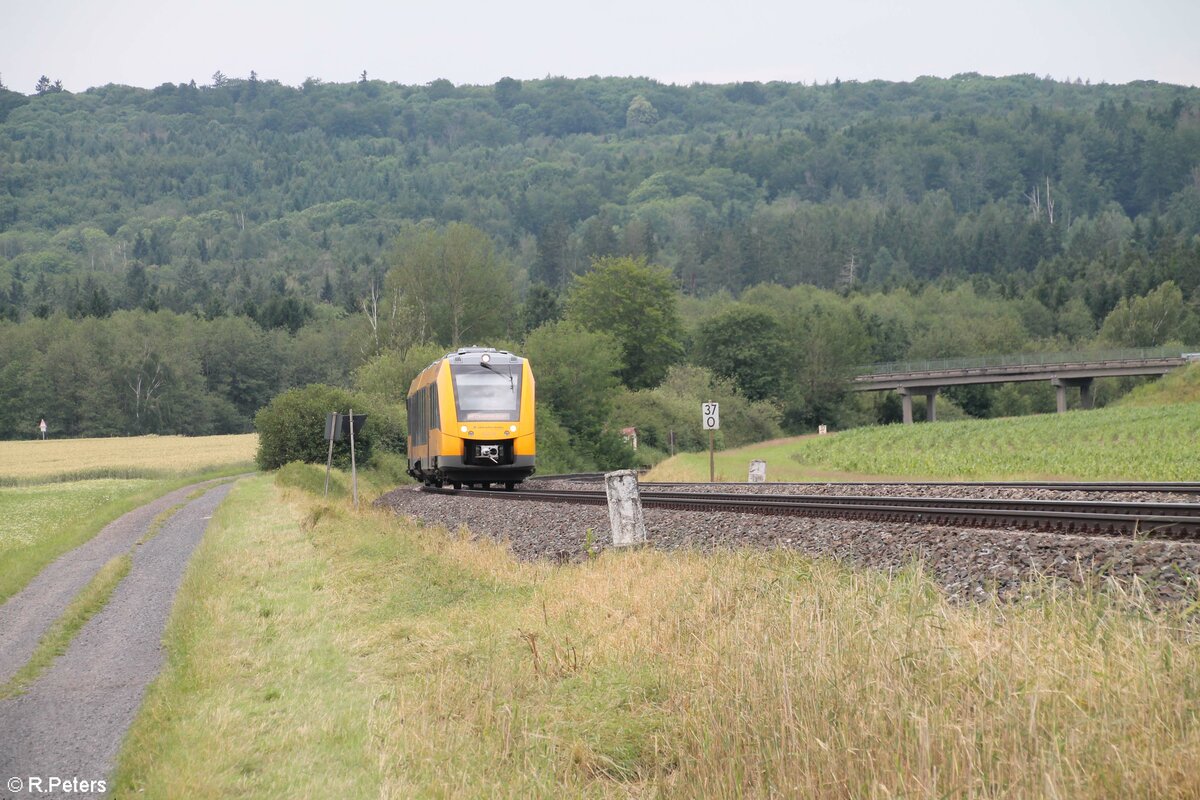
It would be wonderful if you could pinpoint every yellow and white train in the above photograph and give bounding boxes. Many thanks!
[406,347,536,489]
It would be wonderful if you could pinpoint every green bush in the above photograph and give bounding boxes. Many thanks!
[362,399,408,455]
[354,343,449,401]
[367,451,412,486]
[534,405,593,475]
[610,365,783,452]
[255,384,406,471]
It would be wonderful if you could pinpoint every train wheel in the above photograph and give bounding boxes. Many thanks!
[452,481,462,490]
[504,482,516,491]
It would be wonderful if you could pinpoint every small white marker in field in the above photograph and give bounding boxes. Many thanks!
[604,470,647,547]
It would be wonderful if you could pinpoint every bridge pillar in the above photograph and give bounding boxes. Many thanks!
[898,387,914,424]
[1052,377,1095,413]
[924,389,938,422]
[1052,378,1068,413]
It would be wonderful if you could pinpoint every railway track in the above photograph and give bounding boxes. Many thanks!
[528,473,1200,494]
[425,483,1200,541]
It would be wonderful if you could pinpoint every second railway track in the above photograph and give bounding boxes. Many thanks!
[424,484,1200,541]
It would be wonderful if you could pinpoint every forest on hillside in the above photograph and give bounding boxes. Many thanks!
[0,72,1198,463]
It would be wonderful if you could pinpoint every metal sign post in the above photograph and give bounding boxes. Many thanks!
[348,409,359,509]
[701,402,720,482]
[323,411,366,503]
[324,411,340,497]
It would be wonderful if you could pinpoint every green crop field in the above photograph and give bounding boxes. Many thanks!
[647,402,1200,482]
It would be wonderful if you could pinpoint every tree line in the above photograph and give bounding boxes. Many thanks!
[1,73,1197,326]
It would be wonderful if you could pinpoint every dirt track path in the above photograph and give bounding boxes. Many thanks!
[0,481,235,799]
[0,479,233,686]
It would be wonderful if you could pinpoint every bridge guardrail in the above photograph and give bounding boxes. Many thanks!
[855,346,1198,378]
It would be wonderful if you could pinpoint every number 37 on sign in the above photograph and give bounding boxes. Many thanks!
[701,402,720,430]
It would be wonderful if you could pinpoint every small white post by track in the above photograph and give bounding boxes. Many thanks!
[604,469,647,547]
[748,460,767,483]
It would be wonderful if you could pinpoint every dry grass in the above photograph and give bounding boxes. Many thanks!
[0,433,257,484]
[116,473,1200,798]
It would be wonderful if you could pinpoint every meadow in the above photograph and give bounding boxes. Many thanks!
[113,471,1200,798]
[646,402,1200,482]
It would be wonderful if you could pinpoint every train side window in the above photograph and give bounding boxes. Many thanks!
[407,396,414,443]
[418,387,427,445]
[413,387,423,446]
[430,384,440,431]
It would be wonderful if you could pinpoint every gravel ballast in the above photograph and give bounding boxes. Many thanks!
[376,483,1200,603]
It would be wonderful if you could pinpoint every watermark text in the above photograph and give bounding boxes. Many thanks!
[7,776,108,795]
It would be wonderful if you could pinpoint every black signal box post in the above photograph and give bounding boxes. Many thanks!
[341,413,366,438]
[326,412,343,441]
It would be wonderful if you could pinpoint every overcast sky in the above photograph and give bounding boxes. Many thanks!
[2,0,1197,95]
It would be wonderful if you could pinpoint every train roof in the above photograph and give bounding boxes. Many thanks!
[424,347,523,371]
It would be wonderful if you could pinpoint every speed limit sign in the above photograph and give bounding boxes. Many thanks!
[701,402,720,430]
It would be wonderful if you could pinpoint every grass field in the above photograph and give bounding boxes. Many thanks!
[644,435,906,482]
[646,402,1200,482]
[114,472,1200,798]
[1119,362,1200,407]
[0,433,257,484]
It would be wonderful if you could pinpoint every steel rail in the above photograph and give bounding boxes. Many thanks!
[423,486,1200,540]
[528,474,1200,494]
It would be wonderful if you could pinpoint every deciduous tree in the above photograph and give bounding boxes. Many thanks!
[565,256,683,389]
[694,305,788,401]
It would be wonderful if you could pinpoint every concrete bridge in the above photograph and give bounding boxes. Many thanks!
[853,347,1199,424]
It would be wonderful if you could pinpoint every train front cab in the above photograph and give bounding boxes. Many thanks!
[407,349,536,488]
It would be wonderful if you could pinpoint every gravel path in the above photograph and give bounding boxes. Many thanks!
[0,482,234,799]
[0,478,232,687]
[377,484,1200,603]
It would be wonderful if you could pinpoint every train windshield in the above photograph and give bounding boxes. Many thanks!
[451,363,522,421]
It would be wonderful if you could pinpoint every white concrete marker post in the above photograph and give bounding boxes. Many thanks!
[748,460,767,483]
[604,469,647,547]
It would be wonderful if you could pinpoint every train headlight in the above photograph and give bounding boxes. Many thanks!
[480,353,491,364]
[509,425,517,432]
[461,426,468,433]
